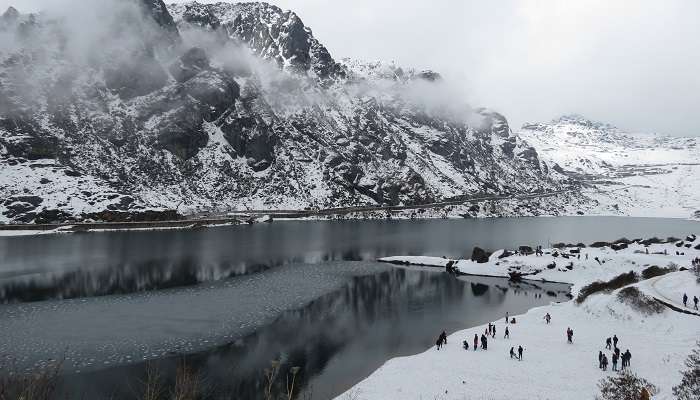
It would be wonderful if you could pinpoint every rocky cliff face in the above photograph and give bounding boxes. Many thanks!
[0,0,572,224]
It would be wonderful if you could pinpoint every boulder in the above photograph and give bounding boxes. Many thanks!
[611,242,628,251]
[518,245,534,254]
[471,246,491,263]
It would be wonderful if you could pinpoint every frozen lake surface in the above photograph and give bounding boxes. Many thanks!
[0,217,698,399]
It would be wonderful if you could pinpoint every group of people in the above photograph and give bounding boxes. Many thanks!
[599,335,632,372]
[682,292,699,310]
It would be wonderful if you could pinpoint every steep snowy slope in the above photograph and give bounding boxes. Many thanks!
[519,115,700,219]
[0,1,582,224]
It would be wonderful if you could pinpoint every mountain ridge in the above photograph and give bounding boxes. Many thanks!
[0,1,587,224]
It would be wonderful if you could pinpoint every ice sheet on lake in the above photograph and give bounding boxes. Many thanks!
[0,262,391,373]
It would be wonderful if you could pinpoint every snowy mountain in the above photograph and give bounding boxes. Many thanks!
[519,115,700,219]
[0,0,580,224]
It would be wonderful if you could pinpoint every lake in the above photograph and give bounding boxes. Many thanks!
[0,217,697,399]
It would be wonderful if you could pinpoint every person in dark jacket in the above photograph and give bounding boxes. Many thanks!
[436,337,442,350]
[613,335,618,348]
[612,353,618,371]
[624,350,631,368]
[598,351,603,369]
[463,340,469,350]
[602,355,608,371]
[510,346,515,359]
[605,337,612,350]
[694,296,699,310]
[481,334,488,350]
[518,345,524,360]
[504,326,510,339]
[492,325,496,339]
[474,334,478,351]
[683,293,688,307]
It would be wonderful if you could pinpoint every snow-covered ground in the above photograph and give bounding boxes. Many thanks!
[338,238,700,400]
[519,115,700,220]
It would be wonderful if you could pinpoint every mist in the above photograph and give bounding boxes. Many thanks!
[159,0,700,136]
[5,1,697,135]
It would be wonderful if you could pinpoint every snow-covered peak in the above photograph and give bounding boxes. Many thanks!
[168,1,343,79]
[340,58,442,83]
[2,6,19,21]
[552,114,616,130]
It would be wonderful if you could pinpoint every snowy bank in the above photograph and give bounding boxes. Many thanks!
[339,238,700,400]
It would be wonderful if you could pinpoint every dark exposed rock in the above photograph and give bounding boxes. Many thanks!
[518,245,534,254]
[611,242,628,251]
[82,209,182,223]
[150,69,240,159]
[104,49,169,99]
[138,0,180,42]
[1,6,19,25]
[1,134,60,160]
[4,195,43,207]
[169,47,210,83]
[34,209,72,224]
[471,246,491,263]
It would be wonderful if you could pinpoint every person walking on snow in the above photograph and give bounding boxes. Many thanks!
[694,296,699,310]
[612,352,618,371]
[504,326,510,339]
[440,331,447,346]
[567,327,573,343]
[474,334,478,351]
[602,354,608,371]
[605,337,612,350]
[624,349,631,368]
[492,325,496,339]
[598,351,603,369]
[505,312,509,324]
[482,334,488,350]
[613,335,618,348]
[463,340,469,350]
[510,347,516,359]
[436,337,442,350]
[683,293,688,307]
[544,313,551,324]
[518,345,524,360]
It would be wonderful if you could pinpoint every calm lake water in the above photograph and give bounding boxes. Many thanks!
[0,217,697,399]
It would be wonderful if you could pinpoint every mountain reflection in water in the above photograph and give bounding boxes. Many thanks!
[58,266,570,400]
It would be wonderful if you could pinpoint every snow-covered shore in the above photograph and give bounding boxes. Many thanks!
[338,238,700,400]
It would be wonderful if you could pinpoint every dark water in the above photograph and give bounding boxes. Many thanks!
[1,217,697,399]
[56,268,569,400]
[0,217,697,303]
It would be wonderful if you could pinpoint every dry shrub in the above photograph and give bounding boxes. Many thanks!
[596,371,658,400]
[172,360,201,400]
[617,287,665,315]
[673,341,700,400]
[641,264,677,279]
[0,359,62,400]
[576,271,639,304]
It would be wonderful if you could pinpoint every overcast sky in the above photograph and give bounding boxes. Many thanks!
[4,0,699,136]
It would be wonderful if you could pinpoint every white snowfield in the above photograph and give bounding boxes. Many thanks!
[338,239,700,400]
[519,115,700,220]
